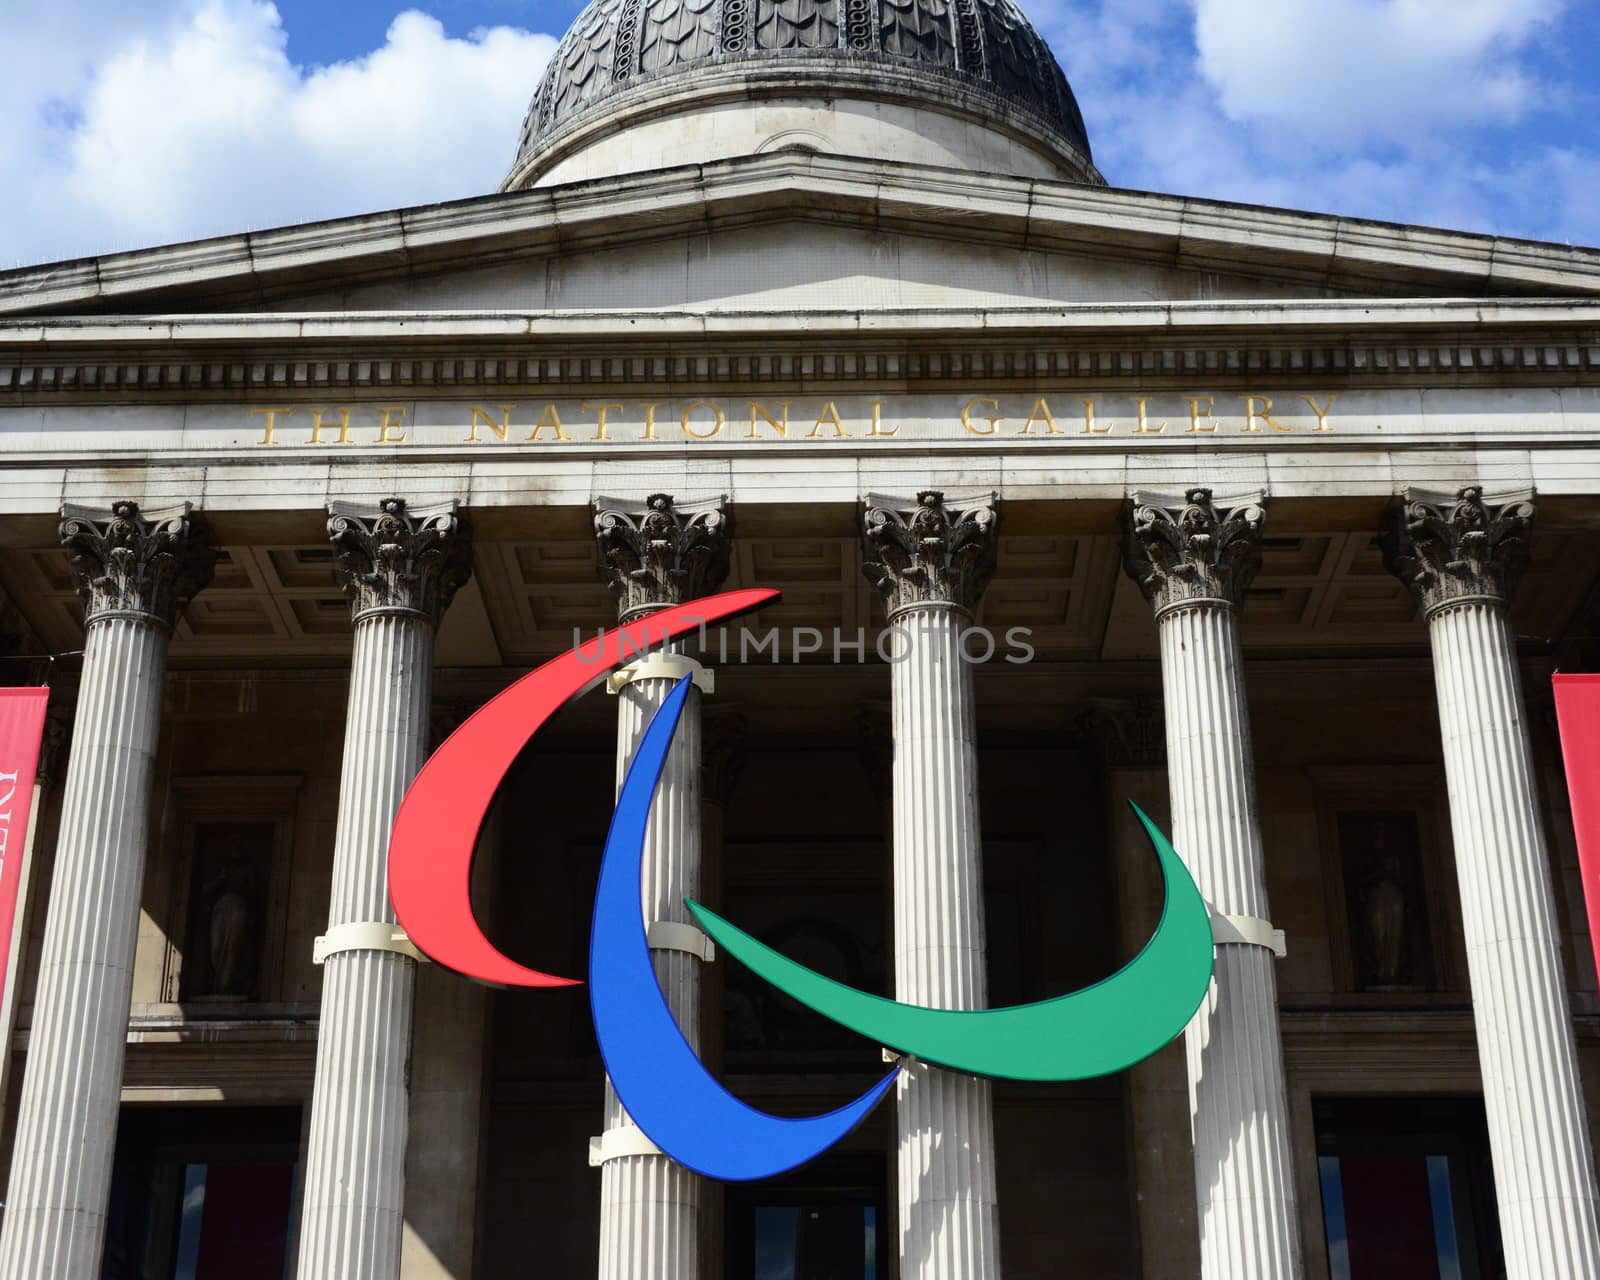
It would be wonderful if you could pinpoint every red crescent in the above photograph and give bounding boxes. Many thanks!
[388,588,778,987]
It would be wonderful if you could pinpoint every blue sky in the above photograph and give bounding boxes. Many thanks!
[4,1,1599,269]
[270,0,566,63]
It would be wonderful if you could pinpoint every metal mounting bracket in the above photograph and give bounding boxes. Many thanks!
[647,920,716,962]
[313,921,428,965]
[589,1125,662,1166]
[1211,913,1287,959]
[606,652,714,696]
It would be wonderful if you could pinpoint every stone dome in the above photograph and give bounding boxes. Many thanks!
[504,0,1101,189]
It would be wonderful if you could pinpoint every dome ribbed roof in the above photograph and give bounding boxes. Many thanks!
[509,0,1093,184]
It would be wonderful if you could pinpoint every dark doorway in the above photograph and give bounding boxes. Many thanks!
[726,1151,888,1280]
[102,1106,301,1280]
[1315,1097,1504,1280]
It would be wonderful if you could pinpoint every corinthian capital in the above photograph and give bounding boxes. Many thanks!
[59,501,216,629]
[861,489,999,616]
[1381,485,1535,619]
[1122,488,1266,616]
[327,497,472,626]
[593,493,732,621]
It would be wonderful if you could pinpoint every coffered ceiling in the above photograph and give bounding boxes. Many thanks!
[2,517,1595,669]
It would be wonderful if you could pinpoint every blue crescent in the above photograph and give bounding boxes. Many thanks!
[588,675,900,1181]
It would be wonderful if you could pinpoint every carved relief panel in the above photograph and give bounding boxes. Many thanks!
[546,0,624,123]
[756,0,840,51]
[877,0,956,66]
[639,0,720,74]
[978,0,1064,121]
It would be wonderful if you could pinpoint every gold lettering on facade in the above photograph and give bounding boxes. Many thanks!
[585,402,625,442]
[809,402,848,438]
[375,407,407,444]
[1081,399,1113,435]
[961,398,1002,436]
[530,404,568,442]
[1242,395,1290,433]
[468,405,514,443]
[748,401,791,439]
[868,402,899,438]
[681,402,726,440]
[309,408,353,446]
[238,391,1342,448]
[252,407,293,446]
[1302,393,1339,432]
[1134,398,1166,435]
[1020,399,1063,436]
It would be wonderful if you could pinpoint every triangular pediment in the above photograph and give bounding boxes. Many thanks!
[249,220,1375,315]
[3,150,1599,320]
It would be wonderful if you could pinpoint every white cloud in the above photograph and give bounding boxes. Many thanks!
[1193,0,1567,143]
[0,2,556,267]
[1036,0,1600,246]
[3,0,1597,268]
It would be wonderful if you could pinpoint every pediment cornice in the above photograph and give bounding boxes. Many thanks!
[3,151,1599,319]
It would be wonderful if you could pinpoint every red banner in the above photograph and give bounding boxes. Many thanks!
[1553,675,1600,984]
[0,688,49,1010]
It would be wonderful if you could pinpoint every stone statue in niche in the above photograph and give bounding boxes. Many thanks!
[1362,849,1408,986]
[182,822,273,1002]
[204,851,258,997]
[1337,812,1434,993]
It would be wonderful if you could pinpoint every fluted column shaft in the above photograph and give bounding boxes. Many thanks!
[297,498,470,1280]
[1123,487,1302,1280]
[297,614,432,1278]
[1098,745,1201,1280]
[1428,602,1600,1275]
[861,488,1002,1280]
[0,619,167,1277]
[598,667,704,1280]
[891,603,1001,1280]
[1158,600,1302,1280]
[591,492,730,1280]
[0,501,212,1280]
[1383,484,1600,1277]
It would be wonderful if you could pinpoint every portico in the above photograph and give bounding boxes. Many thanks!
[1,25,1599,1276]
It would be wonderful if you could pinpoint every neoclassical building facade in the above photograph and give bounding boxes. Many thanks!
[2,2,1600,1279]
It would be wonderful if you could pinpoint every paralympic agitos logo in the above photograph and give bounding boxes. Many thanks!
[389,589,1216,1182]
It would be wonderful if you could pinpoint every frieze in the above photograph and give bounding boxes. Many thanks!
[7,383,1600,459]
[3,342,1599,400]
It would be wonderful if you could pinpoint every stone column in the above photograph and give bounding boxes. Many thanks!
[1081,696,1201,1280]
[698,706,745,1280]
[296,498,472,1280]
[591,493,731,1280]
[1383,486,1600,1278]
[862,489,1002,1280]
[1122,488,1303,1280]
[0,702,70,1140]
[0,502,214,1279]
[400,701,499,1280]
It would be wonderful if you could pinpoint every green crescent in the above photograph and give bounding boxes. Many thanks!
[687,803,1215,1083]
